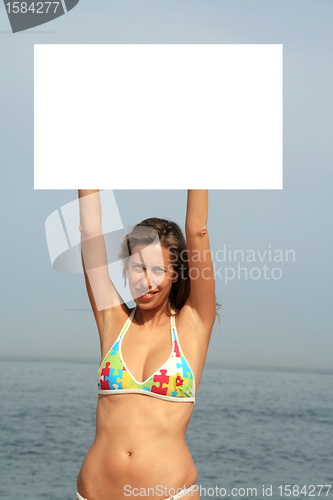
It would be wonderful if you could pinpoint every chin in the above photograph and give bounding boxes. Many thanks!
[133,297,167,310]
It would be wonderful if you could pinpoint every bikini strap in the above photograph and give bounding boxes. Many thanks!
[170,310,176,329]
[119,307,136,339]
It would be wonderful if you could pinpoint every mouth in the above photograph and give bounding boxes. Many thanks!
[138,291,157,300]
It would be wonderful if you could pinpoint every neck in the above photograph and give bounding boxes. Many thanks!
[134,302,171,328]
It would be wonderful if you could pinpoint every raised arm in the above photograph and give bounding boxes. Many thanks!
[78,190,124,335]
[185,190,216,329]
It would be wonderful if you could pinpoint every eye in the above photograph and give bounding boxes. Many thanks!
[154,267,166,274]
[133,264,144,271]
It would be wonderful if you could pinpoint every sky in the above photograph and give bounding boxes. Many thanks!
[0,0,332,371]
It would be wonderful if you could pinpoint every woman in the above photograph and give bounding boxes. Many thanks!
[76,189,216,500]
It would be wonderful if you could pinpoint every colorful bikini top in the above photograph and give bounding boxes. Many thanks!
[97,308,195,403]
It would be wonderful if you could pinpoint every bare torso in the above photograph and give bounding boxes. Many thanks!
[77,306,210,500]
[77,395,198,500]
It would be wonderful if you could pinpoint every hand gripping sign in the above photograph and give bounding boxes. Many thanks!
[45,190,165,311]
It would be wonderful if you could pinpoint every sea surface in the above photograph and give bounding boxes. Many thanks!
[1,361,332,500]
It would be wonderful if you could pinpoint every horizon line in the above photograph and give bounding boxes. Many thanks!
[0,356,332,376]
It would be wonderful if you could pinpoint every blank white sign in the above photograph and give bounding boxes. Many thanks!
[34,44,282,190]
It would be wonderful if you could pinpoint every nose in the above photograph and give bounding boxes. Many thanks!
[143,268,153,290]
[137,250,155,291]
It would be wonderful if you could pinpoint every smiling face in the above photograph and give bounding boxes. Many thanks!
[127,242,177,309]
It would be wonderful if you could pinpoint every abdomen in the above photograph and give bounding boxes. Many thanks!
[77,394,197,500]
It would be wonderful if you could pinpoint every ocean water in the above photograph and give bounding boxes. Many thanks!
[1,361,332,500]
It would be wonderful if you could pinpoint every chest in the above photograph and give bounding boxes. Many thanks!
[120,324,174,383]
